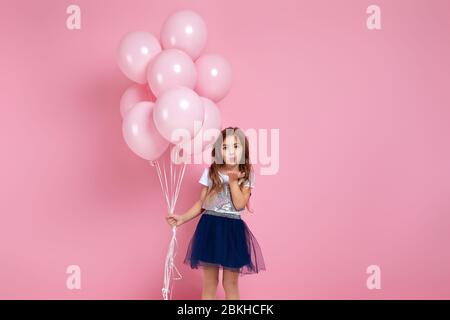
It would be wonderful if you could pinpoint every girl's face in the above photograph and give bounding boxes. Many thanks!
[221,135,244,166]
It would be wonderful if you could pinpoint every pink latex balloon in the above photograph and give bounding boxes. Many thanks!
[119,84,155,118]
[147,49,197,97]
[117,31,161,84]
[153,86,204,144]
[122,101,169,161]
[160,10,207,60]
[195,54,232,102]
[179,97,222,156]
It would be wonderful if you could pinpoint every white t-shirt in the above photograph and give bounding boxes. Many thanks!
[199,167,255,214]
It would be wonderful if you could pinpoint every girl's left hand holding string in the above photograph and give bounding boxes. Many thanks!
[166,213,185,227]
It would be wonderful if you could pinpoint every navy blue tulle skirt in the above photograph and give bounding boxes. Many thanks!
[184,210,266,276]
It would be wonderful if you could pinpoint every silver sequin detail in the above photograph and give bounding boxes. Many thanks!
[203,210,242,219]
[202,183,244,215]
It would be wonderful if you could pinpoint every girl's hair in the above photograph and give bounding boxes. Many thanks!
[207,126,254,213]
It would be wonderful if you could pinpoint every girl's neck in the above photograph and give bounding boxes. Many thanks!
[221,164,239,171]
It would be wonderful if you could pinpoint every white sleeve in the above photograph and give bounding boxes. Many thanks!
[198,168,209,186]
[243,171,255,189]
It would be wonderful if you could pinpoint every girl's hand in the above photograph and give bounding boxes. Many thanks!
[227,171,245,183]
[166,213,185,227]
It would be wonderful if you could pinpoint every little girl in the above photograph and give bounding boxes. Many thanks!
[166,126,266,300]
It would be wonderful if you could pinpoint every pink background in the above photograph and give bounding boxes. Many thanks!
[1,0,450,299]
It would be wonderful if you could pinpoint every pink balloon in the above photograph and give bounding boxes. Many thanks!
[160,10,207,60]
[119,84,155,118]
[153,86,204,144]
[195,54,232,102]
[178,97,222,156]
[147,49,197,97]
[122,101,169,161]
[117,31,161,84]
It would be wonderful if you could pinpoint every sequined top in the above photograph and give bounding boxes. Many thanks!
[199,167,255,215]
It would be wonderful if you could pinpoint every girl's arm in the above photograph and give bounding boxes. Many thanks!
[166,186,208,226]
[227,171,252,210]
[229,180,251,210]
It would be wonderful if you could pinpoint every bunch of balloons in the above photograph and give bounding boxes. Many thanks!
[117,10,232,301]
[119,9,232,162]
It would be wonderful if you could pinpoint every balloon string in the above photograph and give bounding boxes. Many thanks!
[162,225,182,300]
[152,149,185,300]
[174,162,186,206]
[155,161,170,209]
[162,162,171,213]
[172,151,178,210]
[170,156,174,211]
